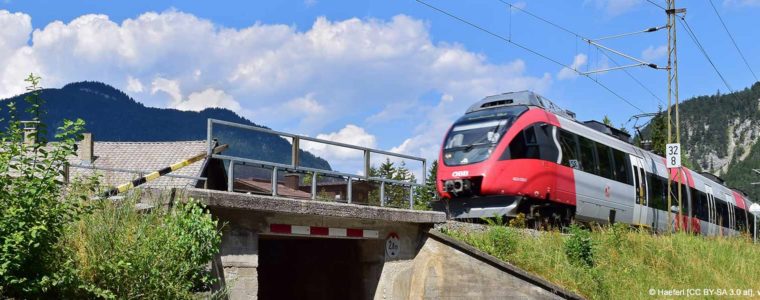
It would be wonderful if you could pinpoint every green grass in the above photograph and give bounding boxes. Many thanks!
[441,224,760,299]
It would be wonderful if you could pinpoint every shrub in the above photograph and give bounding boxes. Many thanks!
[487,226,518,257]
[0,74,90,297]
[509,213,527,228]
[62,196,222,299]
[564,224,595,268]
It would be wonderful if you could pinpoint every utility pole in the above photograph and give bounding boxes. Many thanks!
[665,0,686,234]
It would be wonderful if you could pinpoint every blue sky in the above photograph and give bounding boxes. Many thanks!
[1,0,758,176]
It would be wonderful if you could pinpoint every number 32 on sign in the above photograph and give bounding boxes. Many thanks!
[666,143,681,169]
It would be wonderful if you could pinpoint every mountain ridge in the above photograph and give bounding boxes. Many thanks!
[0,81,331,170]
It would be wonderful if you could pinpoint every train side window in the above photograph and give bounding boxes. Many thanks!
[559,129,580,169]
[668,181,689,214]
[596,143,614,180]
[508,126,540,160]
[578,136,598,175]
[715,201,728,228]
[612,150,630,184]
[536,125,559,162]
[735,207,747,233]
[647,174,667,211]
[692,189,708,221]
[507,123,559,162]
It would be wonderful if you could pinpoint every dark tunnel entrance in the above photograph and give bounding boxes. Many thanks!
[258,236,381,300]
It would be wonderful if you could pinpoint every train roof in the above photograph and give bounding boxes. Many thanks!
[467,91,577,120]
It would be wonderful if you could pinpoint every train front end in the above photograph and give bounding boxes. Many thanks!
[433,91,565,219]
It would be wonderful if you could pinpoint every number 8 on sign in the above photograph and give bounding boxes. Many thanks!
[666,143,681,168]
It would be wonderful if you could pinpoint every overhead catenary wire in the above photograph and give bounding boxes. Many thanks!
[706,0,758,82]
[416,0,646,113]
[645,0,666,10]
[494,0,663,106]
[678,16,735,94]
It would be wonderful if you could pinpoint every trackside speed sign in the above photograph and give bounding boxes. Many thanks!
[666,143,681,168]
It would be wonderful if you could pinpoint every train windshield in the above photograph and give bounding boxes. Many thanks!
[443,105,527,166]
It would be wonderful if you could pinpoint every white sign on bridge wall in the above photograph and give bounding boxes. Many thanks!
[385,232,400,258]
[666,143,681,169]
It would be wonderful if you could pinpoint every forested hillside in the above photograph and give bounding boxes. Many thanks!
[0,81,331,170]
[645,82,760,198]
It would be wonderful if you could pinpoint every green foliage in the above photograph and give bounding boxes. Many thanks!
[602,115,612,126]
[368,158,416,208]
[0,75,223,298]
[564,224,595,268]
[413,160,438,210]
[0,74,91,297]
[62,197,222,299]
[649,106,668,157]
[508,213,527,228]
[443,224,760,300]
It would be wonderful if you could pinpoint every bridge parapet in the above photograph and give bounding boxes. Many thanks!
[206,118,428,210]
[186,188,445,224]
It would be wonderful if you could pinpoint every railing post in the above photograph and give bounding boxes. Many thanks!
[271,167,278,196]
[364,149,371,179]
[422,159,427,184]
[311,171,318,200]
[291,137,300,168]
[227,160,234,192]
[409,185,414,210]
[207,119,213,155]
[347,177,353,204]
[380,181,385,207]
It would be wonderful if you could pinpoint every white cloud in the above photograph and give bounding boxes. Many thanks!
[126,75,143,93]
[284,93,325,115]
[641,45,667,62]
[150,77,182,104]
[0,10,552,169]
[177,88,241,112]
[558,53,588,80]
[301,124,377,160]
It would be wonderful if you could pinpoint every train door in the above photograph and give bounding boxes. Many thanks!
[630,155,649,227]
[705,185,716,236]
[725,193,736,234]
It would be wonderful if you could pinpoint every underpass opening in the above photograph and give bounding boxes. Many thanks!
[258,235,383,300]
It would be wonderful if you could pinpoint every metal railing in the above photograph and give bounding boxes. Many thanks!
[207,118,426,210]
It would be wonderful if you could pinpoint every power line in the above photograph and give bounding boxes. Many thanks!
[416,0,646,113]
[678,16,735,93]
[600,50,665,106]
[497,0,664,105]
[645,0,666,10]
[707,0,758,82]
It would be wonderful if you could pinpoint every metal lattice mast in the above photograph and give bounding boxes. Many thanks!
[666,0,685,233]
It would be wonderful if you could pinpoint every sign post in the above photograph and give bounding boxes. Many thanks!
[750,204,760,244]
[665,143,681,233]
[666,143,681,168]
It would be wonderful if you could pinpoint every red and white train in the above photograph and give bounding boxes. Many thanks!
[435,91,756,236]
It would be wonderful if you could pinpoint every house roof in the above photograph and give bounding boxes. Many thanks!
[234,178,312,199]
[67,140,207,189]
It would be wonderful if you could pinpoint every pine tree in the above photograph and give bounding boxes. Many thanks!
[602,115,612,126]
[650,106,668,156]
[413,160,438,210]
